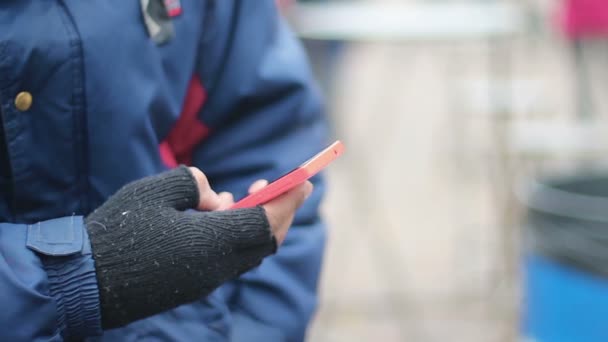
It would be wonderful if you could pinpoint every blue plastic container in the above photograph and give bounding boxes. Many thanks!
[523,254,608,341]
[520,174,608,341]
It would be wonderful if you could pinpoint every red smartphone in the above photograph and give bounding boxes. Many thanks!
[230,140,345,209]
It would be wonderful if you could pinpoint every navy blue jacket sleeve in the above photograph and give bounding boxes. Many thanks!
[0,216,102,340]
[193,1,327,340]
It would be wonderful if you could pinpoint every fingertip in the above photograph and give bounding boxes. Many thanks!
[304,181,314,199]
[295,181,313,200]
[217,192,235,211]
[249,179,269,194]
[199,191,222,211]
[288,182,312,209]
[186,167,218,210]
[187,167,205,184]
[218,191,234,202]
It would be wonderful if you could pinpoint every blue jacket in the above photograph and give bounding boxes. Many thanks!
[0,1,327,341]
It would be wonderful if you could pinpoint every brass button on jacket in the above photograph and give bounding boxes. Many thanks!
[15,92,33,111]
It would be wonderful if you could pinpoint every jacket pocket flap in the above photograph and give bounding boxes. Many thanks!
[26,216,84,256]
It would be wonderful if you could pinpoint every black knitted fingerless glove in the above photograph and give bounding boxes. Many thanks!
[85,166,276,329]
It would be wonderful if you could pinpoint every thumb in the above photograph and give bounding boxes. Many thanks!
[266,181,313,212]
[262,181,313,245]
[187,167,222,211]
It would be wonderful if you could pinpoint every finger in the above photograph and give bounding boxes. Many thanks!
[248,179,269,194]
[217,192,235,211]
[188,167,222,211]
[262,181,313,244]
[266,181,313,213]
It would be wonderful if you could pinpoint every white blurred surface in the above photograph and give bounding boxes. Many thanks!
[297,1,608,341]
[289,2,525,41]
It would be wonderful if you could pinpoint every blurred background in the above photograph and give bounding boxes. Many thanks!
[279,0,608,341]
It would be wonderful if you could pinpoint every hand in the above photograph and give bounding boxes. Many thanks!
[86,166,278,328]
[188,167,234,210]
[248,179,314,245]
[188,167,314,245]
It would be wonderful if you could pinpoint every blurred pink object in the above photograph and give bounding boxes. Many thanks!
[558,0,608,38]
[276,0,294,11]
